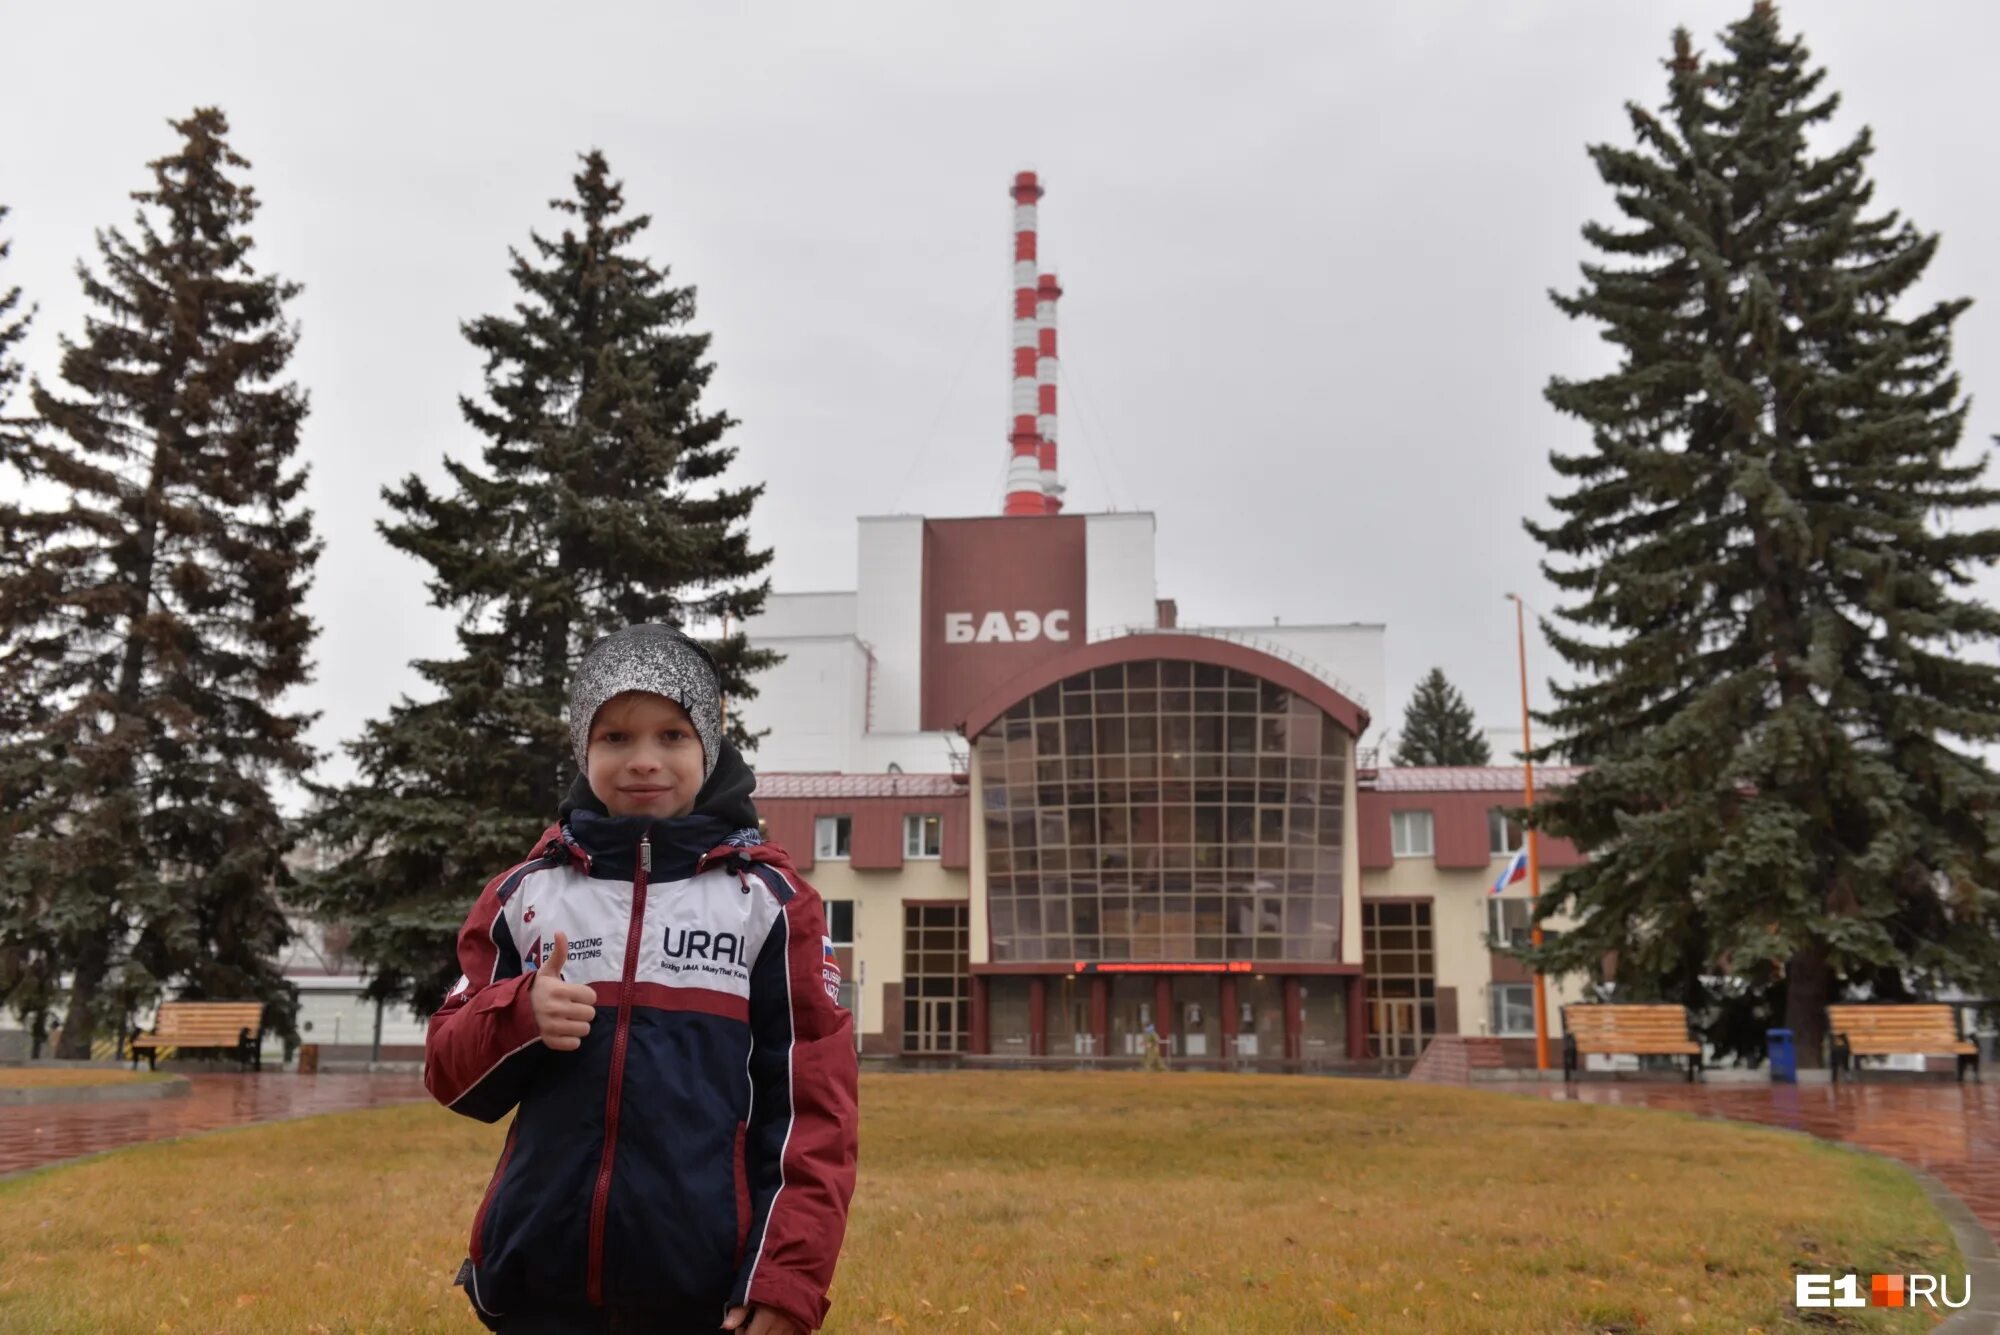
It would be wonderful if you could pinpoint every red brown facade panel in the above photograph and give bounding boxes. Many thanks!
[920,515,1089,731]
[1356,790,1584,873]
[757,796,970,876]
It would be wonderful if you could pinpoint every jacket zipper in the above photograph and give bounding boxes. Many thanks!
[586,832,649,1306]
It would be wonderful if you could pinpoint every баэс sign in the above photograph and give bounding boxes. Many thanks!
[921,516,1087,732]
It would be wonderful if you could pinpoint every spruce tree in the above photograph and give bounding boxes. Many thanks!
[0,204,58,1052]
[0,207,28,433]
[1392,667,1492,766]
[0,111,320,1057]
[1526,4,2000,1066]
[303,151,777,1009]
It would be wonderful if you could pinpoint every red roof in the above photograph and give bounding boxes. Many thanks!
[757,772,966,799]
[1366,765,1584,793]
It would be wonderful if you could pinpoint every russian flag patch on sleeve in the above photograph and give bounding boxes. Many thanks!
[822,934,843,1003]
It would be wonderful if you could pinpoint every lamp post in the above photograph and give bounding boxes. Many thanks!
[1507,593,1552,1071]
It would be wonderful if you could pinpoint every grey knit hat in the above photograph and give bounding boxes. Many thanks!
[568,624,723,785]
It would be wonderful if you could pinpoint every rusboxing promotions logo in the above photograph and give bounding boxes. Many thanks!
[1795,1271,1971,1311]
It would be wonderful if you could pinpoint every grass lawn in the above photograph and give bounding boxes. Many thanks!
[0,1072,1962,1333]
[0,1068,177,1090]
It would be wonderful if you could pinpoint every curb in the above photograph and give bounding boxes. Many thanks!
[1870,1161,1998,1333]
[0,1076,192,1106]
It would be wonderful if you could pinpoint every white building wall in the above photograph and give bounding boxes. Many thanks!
[739,591,857,640]
[855,517,927,734]
[734,636,866,772]
[1084,512,1158,634]
[1216,623,1386,742]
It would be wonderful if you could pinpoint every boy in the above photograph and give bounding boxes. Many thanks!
[426,623,859,1334]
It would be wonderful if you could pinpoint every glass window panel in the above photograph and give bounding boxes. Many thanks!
[1259,807,1284,842]
[1161,689,1192,712]
[1162,661,1191,687]
[1062,690,1090,716]
[1227,688,1258,713]
[1194,805,1222,844]
[1068,808,1097,844]
[1092,665,1124,690]
[1127,688,1158,714]
[1031,686,1059,716]
[1065,719,1093,753]
[1261,717,1288,753]
[1039,811,1067,845]
[1195,689,1225,714]
[1226,717,1256,754]
[1194,715,1222,753]
[1096,717,1126,753]
[1260,682,1291,712]
[1127,661,1158,687]
[1194,663,1225,688]
[1163,806,1192,842]
[1128,716,1158,752]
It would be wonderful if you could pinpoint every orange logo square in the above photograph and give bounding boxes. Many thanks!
[1870,1274,1904,1307]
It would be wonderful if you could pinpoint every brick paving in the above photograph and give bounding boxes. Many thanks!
[1485,1077,2000,1239]
[0,1072,429,1179]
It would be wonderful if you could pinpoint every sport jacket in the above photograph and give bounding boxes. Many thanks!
[426,806,859,1331]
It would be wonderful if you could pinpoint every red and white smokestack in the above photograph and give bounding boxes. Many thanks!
[1036,271,1064,514]
[1004,171,1048,516]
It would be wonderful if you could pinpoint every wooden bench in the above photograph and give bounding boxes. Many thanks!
[1561,1004,1702,1082]
[1827,1004,1979,1083]
[129,1001,265,1071]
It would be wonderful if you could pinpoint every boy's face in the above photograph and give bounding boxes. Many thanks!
[587,691,705,820]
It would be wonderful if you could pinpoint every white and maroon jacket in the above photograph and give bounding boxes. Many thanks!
[426,808,858,1331]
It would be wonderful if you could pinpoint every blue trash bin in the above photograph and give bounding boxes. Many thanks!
[1767,1028,1797,1084]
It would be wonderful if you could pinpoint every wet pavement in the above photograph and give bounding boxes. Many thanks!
[0,1071,430,1179]
[1486,1077,2000,1240]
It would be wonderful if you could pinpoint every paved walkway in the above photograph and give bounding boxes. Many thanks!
[1486,1077,2000,1239]
[0,1072,429,1178]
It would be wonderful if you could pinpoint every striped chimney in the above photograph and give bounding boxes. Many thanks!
[1036,271,1064,513]
[1004,171,1048,516]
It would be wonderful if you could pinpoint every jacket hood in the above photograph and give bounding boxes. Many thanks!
[552,736,764,882]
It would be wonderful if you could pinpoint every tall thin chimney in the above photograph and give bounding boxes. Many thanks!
[1004,171,1048,516]
[1036,271,1064,514]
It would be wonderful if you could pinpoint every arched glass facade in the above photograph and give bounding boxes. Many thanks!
[976,659,1348,964]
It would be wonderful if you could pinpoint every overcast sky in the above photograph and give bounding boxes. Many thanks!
[5,1,1998,800]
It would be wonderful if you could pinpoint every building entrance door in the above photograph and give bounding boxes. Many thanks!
[1371,998,1424,1063]
[912,998,957,1054]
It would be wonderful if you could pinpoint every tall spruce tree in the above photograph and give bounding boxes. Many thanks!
[0,207,28,430]
[1525,4,2000,1066]
[0,111,320,1057]
[0,203,59,1052]
[303,151,777,1009]
[1392,668,1492,766]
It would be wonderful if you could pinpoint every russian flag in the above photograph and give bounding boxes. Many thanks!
[1492,846,1528,895]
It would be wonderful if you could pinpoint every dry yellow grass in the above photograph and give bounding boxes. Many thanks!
[0,1068,175,1089]
[0,1072,1962,1333]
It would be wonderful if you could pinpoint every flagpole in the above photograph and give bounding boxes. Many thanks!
[1508,593,1551,1072]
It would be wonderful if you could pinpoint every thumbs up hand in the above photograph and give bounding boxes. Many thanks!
[530,931,596,1052]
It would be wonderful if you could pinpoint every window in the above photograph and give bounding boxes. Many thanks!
[904,813,942,859]
[1487,808,1524,857]
[826,899,854,946]
[1389,810,1434,858]
[903,904,970,1053]
[815,815,852,860]
[1362,900,1435,1061]
[1488,897,1532,950]
[972,660,1347,965]
[1490,983,1535,1036]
